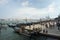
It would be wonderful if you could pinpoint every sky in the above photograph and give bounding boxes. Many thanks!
[0,0,60,19]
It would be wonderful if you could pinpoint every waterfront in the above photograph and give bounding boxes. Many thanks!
[0,25,60,40]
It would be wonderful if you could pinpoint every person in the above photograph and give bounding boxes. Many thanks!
[0,27,1,32]
[45,24,48,28]
[57,20,60,31]
[43,28,48,33]
[0,25,1,32]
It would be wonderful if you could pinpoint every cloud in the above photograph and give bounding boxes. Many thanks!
[16,7,47,17]
[21,1,32,7]
[47,2,59,18]
[47,2,56,13]
[0,0,59,19]
[28,0,54,8]
[21,1,29,7]
[0,2,55,19]
[13,2,57,19]
[0,0,8,5]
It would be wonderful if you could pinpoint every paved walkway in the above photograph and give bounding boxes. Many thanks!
[47,26,60,36]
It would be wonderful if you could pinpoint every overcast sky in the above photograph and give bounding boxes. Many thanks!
[0,0,60,19]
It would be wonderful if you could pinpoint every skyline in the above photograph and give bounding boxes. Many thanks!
[0,0,60,19]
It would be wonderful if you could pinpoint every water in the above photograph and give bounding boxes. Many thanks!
[0,26,58,40]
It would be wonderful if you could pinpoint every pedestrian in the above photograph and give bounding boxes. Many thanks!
[57,20,60,31]
[0,26,1,32]
[45,24,48,28]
